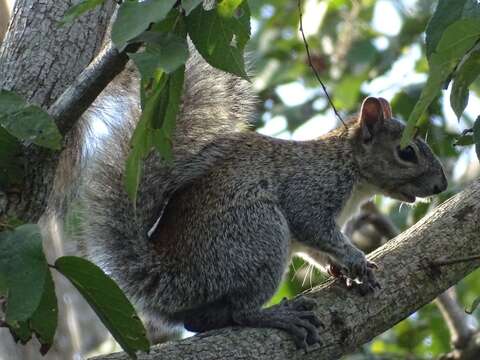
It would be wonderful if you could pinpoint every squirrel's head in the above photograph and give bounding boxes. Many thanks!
[351,96,448,203]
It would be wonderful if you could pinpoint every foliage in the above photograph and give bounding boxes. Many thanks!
[0,225,149,358]
[401,0,480,148]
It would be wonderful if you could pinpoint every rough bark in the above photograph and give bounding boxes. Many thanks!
[93,180,480,360]
[0,0,115,222]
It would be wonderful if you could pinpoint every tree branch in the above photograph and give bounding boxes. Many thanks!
[49,41,141,136]
[436,289,474,349]
[93,180,480,359]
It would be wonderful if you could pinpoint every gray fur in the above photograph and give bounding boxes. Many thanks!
[78,49,447,348]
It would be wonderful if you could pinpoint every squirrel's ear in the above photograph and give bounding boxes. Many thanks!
[378,97,393,119]
[359,97,384,142]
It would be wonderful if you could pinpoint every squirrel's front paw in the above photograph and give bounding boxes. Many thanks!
[330,255,380,294]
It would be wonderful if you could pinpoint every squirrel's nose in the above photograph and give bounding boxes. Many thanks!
[432,171,448,194]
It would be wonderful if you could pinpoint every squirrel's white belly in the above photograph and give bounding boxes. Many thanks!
[291,183,375,271]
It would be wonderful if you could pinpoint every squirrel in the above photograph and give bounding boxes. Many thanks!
[73,48,448,349]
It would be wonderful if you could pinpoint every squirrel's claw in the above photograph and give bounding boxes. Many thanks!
[330,258,380,295]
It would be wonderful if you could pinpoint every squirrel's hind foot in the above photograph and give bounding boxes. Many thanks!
[233,296,322,349]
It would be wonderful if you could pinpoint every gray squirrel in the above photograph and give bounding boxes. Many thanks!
[74,49,447,349]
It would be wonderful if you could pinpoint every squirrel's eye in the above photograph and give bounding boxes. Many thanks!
[397,145,417,163]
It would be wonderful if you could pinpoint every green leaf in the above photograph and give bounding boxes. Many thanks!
[60,0,105,24]
[0,90,25,113]
[0,127,24,187]
[473,116,480,161]
[425,0,468,58]
[0,225,48,324]
[151,66,185,131]
[450,46,480,119]
[186,0,250,79]
[128,32,188,78]
[0,90,62,150]
[454,133,474,146]
[151,129,172,161]
[425,0,480,59]
[124,121,151,205]
[124,146,144,206]
[111,0,177,51]
[401,19,480,147]
[435,20,480,62]
[55,256,149,358]
[125,60,185,201]
[217,0,244,17]
[0,272,7,296]
[181,0,203,15]
[466,295,480,314]
[9,320,32,344]
[124,76,166,203]
[30,271,58,355]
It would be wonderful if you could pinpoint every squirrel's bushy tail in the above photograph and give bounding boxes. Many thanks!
[78,50,256,317]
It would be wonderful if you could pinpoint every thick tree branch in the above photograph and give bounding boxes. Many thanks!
[93,180,480,360]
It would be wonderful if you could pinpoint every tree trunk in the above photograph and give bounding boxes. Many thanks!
[0,1,115,358]
[0,0,115,222]
[93,180,480,360]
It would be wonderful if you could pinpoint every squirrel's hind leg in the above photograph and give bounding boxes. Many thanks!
[176,202,322,348]
[231,295,322,349]
[181,298,233,333]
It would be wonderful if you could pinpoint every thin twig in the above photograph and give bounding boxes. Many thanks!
[297,0,346,128]
[431,255,480,267]
[436,290,474,349]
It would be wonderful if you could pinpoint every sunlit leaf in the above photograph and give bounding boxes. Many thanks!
[124,117,153,204]
[124,76,166,203]
[217,0,244,17]
[401,19,480,147]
